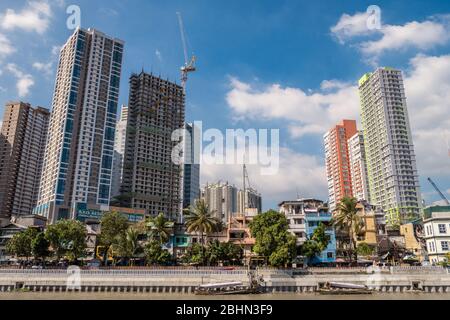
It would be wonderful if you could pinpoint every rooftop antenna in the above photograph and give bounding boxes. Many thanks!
[176,12,196,92]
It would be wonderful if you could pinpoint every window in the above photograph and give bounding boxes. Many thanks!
[441,241,449,251]
[327,252,333,259]
[438,224,447,234]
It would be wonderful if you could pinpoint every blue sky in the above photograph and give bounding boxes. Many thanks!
[0,0,449,210]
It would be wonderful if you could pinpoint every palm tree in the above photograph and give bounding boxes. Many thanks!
[332,196,363,264]
[114,227,142,266]
[146,213,174,245]
[183,199,220,265]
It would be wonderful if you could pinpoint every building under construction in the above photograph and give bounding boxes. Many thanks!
[120,72,185,218]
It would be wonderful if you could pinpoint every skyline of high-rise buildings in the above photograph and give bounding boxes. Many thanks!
[0,28,429,229]
[0,102,50,219]
[33,28,124,223]
[324,68,422,227]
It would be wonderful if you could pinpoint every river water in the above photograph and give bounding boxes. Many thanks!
[1,292,450,300]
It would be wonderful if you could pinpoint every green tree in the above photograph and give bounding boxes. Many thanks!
[6,228,38,261]
[146,213,174,245]
[332,197,363,263]
[32,232,51,261]
[113,227,142,265]
[183,199,220,265]
[300,240,321,260]
[300,222,331,263]
[98,211,129,265]
[206,240,243,266]
[45,220,87,262]
[144,240,172,265]
[356,242,375,257]
[249,210,297,267]
[182,243,204,265]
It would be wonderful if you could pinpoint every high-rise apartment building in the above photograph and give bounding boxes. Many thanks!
[348,131,371,203]
[111,105,128,198]
[33,28,124,223]
[359,67,421,226]
[182,122,200,210]
[0,102,50,218]
[324,120,357,211]
[201,182,238,223]
[120,72,185,218]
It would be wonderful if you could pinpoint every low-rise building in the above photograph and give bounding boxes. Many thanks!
[400,221,426,262]
[0,215,47,262]
[227,212,256,260]
[355,201,386,247]
[279,198,336,263]
[423,206,450,264]
[305,207,337,264]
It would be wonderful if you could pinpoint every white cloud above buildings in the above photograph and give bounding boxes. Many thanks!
[201,147,327,208]
[226,76,359,138]
[331,12,450,64]
[6,63,35,97]
[224,53,450,201]
[0,1,53,34]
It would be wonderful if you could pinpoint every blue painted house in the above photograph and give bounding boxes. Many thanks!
[304,208,337,264]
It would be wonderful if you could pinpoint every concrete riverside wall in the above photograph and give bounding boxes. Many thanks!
[0,268,449,294]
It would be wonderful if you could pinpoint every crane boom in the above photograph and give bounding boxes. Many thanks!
[176,12,196,90]
[428,177,450,205]
[176,12,188,65]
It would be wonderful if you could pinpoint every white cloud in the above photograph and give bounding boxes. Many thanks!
[33,61,53,76]
[331,12,450,61]
[51,45,61,56]
[0,33,15,59]
[226,77,359,138]
[6,63,35,97]
[330,11,375,44]
[225,53,450,185]
[201,147,327,208]
[0,1,52,34]
[403,54,450,177]
[360,21,449,56]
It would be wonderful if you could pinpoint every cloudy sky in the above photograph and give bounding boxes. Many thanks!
[0,0,449,210]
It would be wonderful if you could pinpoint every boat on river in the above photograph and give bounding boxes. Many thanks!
[318,282,373,295]
[194,270,264,295]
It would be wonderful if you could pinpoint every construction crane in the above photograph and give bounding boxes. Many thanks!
[428,177,450,205]
[243,163,257,210]
[176,12,196,91]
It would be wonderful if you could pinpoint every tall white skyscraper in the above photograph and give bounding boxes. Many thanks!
[359,67,421,226]
[34,28,124,223]
[348,131,371,203]
[111,105,128,197]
